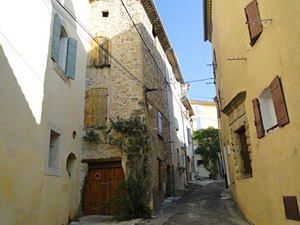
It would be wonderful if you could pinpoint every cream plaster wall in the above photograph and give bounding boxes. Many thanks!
[0,0,89,224]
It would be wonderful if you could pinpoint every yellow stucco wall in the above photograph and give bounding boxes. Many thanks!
[211,0,300,224]
[0,0,89,224]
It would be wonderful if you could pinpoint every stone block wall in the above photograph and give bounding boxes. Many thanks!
[80,0,173,210]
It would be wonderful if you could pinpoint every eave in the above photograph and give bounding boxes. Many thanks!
[203,0,212,42]
[141,0,184,83]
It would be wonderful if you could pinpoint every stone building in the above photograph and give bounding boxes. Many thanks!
[204,0,300,224]
[0,0,89,224]
[80,0,188,215]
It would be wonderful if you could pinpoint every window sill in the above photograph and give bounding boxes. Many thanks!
[53,61,68,83]
[45,167,61,177]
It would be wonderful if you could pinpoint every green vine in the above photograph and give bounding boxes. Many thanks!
[95,116,153,220]
[82,129,100,143]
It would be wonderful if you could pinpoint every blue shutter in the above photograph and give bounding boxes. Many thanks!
[65,38,77,80]
[51,13,61,62]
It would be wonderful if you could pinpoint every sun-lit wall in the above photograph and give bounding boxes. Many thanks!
[0,0,89,224]
[208,0,300,224]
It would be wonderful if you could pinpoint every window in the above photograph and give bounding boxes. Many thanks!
[245,0,263,46]
[90,36,110,68]
[158,111,162,137]
[237,127,252,176]
[85,88,108,128]
[45,127,61,176]
[102,11,109,17]
[175,117,179,131]
[187,128,192,144]
[194,105,202,113]
[283,196,300,221]
[196,117,201,130]
[252,76,289,138]
[51,13,77,80]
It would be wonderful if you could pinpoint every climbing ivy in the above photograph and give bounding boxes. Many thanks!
[96,116,153,220]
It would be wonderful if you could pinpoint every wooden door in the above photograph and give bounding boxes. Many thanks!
[82,161,125,215]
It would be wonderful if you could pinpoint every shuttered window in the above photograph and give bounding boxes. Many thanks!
[244,0,263,46]
[51,13,77,80]
[270,75,289,127]
[252,98,265,138]
[85,88,108,128]
[90,37,110,68]
[283,196,300,221]
[252,76,289,138]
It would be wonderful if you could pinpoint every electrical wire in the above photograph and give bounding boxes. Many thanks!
[119,0,195,123]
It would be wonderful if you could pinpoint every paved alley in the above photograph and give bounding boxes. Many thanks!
[139,179,249,225]
[72,180,250,225]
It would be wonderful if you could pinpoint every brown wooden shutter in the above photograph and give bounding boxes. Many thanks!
[245,0,263,46]
[85,88,108,128]
[252,98,265,138]
[283,196,300,221]
[270,75,289,127]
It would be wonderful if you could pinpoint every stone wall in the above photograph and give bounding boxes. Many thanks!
[80,0,173,211]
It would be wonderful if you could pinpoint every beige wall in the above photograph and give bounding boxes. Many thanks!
[210,0,300,224]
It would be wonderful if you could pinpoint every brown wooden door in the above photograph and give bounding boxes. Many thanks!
[82,161,125,215]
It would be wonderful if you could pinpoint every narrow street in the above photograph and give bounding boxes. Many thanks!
[75,180,250,225]
[139,180,249,225]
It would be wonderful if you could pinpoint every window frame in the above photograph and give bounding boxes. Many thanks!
[45,124,62,176]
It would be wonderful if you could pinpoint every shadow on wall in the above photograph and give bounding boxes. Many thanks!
[0,0,85,223]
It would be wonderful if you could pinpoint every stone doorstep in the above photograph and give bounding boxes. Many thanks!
[220,188,232,200]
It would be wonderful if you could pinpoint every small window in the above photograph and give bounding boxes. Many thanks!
[187,128,192,144]
[102,11,109,17]
[194,105,202,113]
[175,118,179,131]
[51,13,77,80]
[46,128,61,176]
[158,111,162,137]
[245,0,263,46]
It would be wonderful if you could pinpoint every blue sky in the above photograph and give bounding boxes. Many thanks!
[154,0,216,102]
